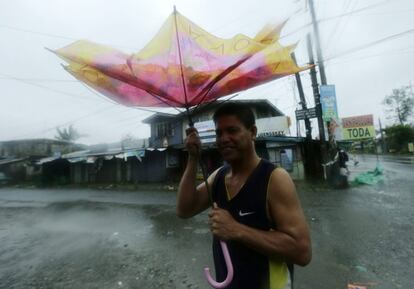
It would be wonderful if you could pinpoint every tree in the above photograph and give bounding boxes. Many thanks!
[384,124,414,153]
[55,125,84,142]
[121,134,147,148]
[383,86,414,125]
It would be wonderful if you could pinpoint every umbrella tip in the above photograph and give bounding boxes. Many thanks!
[173,5,177,13]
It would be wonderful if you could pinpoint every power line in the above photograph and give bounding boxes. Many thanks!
[0,72,170,140]
[0,24,138,50]
[329,0,359,54]
[0,72,184,115]
[211,6,307,35]
[0,76,77,82]
[0,72,111,104]
[324,28,414,62]
[326,47,414,66]
[10,105,117,140]
[280,0,401,40]
[319,0,394,23]
[324,0,355,54]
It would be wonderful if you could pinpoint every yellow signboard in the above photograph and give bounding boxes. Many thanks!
[342,114,375,140]
[408,142,414,153]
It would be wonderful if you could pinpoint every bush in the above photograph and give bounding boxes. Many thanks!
[384,124,414,153]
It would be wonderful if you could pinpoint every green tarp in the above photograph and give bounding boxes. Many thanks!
[353,164,383,185]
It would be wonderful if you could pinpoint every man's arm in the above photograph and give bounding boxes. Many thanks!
[176,156,219,218]
[176,127,218,219]
[209,168,312,266]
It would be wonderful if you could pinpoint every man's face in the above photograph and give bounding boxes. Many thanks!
[215,115,256,162]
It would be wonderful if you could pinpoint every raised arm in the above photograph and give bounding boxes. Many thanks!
[176,127,219,219]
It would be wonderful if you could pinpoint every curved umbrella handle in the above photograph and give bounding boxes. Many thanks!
[204,240,234,288]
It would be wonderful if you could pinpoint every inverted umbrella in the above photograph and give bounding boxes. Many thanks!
[50,7,307,288]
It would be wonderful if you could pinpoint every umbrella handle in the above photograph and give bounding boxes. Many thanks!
[204,240,234,288]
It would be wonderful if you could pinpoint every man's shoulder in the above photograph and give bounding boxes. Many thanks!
[208,165,226,184]
[267,167,295,199]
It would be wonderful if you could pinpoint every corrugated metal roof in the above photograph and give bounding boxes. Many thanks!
[37,156,60,165]
[0,157,27,166]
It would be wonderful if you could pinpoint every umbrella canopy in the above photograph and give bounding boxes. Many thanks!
[51,9,306,109]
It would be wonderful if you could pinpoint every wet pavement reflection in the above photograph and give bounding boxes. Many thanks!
[0,155,413,289]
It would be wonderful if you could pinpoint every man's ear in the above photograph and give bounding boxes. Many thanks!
[251,125,258,140]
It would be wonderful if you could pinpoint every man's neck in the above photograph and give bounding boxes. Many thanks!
[228,153,261,176]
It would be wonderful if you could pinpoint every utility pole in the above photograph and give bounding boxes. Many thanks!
[291,52,312,140]
[308,0,328,85]
[307,34,325,141]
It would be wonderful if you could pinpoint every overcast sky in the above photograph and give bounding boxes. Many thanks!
[1,0,413,144]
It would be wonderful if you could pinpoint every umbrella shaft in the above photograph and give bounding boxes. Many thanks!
[186,110,212,206]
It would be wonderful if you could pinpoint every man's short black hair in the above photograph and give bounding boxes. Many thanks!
[213,102,256,129]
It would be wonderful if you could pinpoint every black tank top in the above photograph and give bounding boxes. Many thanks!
[211,159,293,289]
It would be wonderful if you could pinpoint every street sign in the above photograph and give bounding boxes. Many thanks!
[342,114,375,140]
[295,107,317,120]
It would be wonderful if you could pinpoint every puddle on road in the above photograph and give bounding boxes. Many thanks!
[33,201,157,249]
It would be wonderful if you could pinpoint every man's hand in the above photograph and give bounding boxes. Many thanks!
[208,203,241,241]
[185,127,201,157]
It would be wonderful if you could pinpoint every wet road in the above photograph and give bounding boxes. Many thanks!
[296,154,414,289]
[0,154,413,289]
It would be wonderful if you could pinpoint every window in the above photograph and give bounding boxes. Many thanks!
[280,149,294,172]
[255,107,269,119]
[155,122,175,138]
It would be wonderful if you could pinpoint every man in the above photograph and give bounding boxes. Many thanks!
[338,148,350,174]
[177,103,311,289]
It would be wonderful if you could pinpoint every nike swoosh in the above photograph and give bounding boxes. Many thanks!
[239,210,255,217]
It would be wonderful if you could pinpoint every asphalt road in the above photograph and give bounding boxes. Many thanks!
[0,154,413,289]
[295,154,414,289]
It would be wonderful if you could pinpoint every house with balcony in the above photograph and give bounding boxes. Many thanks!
[142,99,306,181]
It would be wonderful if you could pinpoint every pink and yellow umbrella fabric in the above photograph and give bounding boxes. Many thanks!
[52,10,306,109]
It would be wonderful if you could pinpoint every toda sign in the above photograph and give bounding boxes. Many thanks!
[342,114,375,140]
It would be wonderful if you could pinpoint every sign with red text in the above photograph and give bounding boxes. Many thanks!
[342,114,375,140]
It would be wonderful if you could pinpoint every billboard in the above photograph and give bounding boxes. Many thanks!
[256,116,291,137]
[342,114,375,140]
[194,120,217,144]
[320,85,339,122]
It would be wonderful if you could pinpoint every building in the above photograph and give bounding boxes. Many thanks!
[0,139,85,183]
[142,99,306,181]
[35,138,173,185]
[4,100,308,186]
[0,138,82,158]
